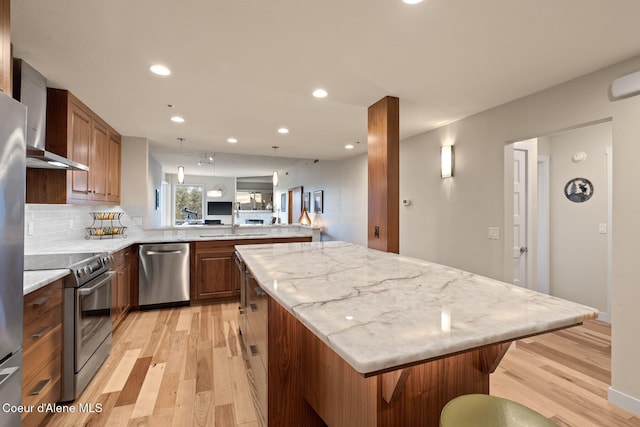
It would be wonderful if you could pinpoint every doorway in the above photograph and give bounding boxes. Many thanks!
[505,121,612,321]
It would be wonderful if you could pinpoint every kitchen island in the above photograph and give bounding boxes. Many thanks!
[236,241,598,427]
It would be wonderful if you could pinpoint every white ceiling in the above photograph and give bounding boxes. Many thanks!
[11,0,640,177]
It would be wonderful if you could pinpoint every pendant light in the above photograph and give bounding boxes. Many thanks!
[177,138,186,184]
[207,153,222,198]
[272,146,279,187]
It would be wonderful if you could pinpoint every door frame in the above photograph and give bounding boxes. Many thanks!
[536,156,550,294]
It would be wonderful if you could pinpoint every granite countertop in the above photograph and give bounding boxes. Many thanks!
[236,240,599,376]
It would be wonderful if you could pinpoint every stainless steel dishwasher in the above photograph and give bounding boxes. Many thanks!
[139,243,190,308]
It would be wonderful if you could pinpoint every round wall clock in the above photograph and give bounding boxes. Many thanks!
[564,177,593,203]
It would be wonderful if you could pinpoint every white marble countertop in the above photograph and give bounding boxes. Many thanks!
[23,227,315,294]
[236,241,599,376]
[24,269,70,295]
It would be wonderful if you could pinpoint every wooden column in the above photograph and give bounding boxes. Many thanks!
[368,96,400,253]
[0,0,11,94]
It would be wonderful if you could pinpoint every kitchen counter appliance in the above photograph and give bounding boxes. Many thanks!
[139,243,190,308]
[24,251,114,402]
[0,92,27,427]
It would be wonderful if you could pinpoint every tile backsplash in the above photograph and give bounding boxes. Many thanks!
[24,204,144,253]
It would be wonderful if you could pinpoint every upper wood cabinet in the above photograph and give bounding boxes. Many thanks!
[107,130,121,203]
[0,0,10,94]
[26,89,122,205]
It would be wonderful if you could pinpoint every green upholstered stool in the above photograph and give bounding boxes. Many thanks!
[440,394,558,427]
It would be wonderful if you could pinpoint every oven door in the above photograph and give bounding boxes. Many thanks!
[75,272,113,372]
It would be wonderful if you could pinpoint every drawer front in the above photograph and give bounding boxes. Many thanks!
[112,246,131,268]
[243,320,267,425]
[23,303,62,352]
[24,279,62,324]
[22,354,62,426]
[22,324,62,384]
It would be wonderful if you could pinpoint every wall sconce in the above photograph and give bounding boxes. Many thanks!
[441,145,454,178]
[177,166,185,184]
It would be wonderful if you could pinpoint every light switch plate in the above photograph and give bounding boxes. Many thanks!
[599,223,607,234]
[488,227,500,240]
[28,221,34,236]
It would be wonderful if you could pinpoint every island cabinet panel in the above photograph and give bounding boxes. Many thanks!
[0,0,10,94]
[26,88,121,205]
[267,295,513,427]
[112,246,134,329]
[22,278,63,427]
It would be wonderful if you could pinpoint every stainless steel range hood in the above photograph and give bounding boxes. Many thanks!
[26,148,90,171]
[13,59,89,171]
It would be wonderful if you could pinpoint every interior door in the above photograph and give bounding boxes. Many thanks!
[513,149,528,287]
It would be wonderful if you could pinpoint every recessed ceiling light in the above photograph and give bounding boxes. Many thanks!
[403,0,423,3]
[227,138,238,143]
[345,144,354,150]
[278,127,289,134]
[171,116,185,123]
[312,88,328,98]
[149,64,171,76]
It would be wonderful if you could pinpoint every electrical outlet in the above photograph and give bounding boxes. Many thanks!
[488,227,500,240]
[133,216,143,226]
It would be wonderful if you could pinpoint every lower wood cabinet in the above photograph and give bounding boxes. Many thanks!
[191,236,312,304]
[192,242,237,301]
[22,278,63,427]
[112,246,134,329]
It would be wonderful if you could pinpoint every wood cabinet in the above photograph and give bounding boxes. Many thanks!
[22,279,63,427]
[112,246,134,329]
[26,89,121,205]
[0,0,10,94]
[192,241,236,301]
[243,276,268,426]
[192,236,312,303]
[107,131,121,203]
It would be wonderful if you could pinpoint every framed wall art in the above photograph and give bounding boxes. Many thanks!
[313,190,324,213]
[303,192,311,212]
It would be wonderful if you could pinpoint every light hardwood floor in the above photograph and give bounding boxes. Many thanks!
[45,305,639,427]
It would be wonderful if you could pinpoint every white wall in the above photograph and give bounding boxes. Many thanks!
[399,54,640,412]
[548,123,610,313]
[276,154,367,246]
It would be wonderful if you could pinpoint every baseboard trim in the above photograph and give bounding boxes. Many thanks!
[608,387,640,415]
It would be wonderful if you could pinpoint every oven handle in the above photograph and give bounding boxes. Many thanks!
[78,272,114,296]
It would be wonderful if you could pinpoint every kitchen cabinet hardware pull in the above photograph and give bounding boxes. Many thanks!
[30,378,51,396]
[146,250,183,255]
[255,287,266,296]
[250,303,258,312]
[31,325,53,339]
[249,345,259,356]
[31,296,52,307]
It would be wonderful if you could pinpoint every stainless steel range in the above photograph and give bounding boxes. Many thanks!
[24,252,114,402]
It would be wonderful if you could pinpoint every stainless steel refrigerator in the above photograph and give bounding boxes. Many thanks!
[0,92,26,427]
